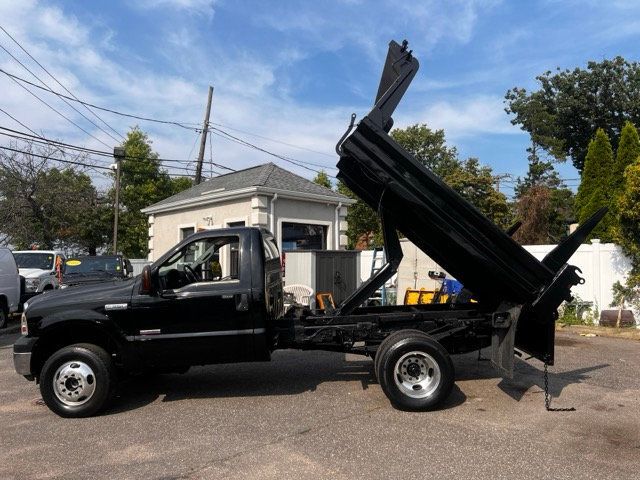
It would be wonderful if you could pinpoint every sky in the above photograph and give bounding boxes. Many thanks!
[1,0,640,197]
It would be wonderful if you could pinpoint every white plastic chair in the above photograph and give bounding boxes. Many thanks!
[283,284,314,307]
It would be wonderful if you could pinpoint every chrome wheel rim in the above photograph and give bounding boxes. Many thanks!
[394,351,441,399]
[53,361,96,406]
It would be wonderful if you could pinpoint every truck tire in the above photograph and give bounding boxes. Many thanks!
[377,331,454,411]
[39,343,117,418]
[374,329,429,382]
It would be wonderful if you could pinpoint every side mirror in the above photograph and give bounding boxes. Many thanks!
[139,265,154,295]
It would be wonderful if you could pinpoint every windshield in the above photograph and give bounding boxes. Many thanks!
[65,257,122,275]
[14,253,54,270]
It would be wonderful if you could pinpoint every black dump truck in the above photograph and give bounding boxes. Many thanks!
[13,40,605,418]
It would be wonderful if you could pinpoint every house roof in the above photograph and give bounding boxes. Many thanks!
[144,163,352,213]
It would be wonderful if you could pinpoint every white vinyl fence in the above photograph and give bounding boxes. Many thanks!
[129,259,152,276]
[360,239,635,323]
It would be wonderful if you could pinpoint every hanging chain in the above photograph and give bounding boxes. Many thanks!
[543,357,575,412]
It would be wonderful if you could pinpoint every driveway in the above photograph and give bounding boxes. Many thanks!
[0,331,638,479]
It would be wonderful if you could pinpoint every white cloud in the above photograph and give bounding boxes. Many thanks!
[134,0,217,18]
[0,0,514,193]
[0,0,346,188]
[394,95,518,139]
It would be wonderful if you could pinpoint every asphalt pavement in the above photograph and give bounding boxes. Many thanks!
[0,330,638,480]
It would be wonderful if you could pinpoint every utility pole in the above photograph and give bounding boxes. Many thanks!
[494,173,512,193]
[112,146,125,254]
[195,85,213,185]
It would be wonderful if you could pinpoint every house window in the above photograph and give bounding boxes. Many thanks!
[281,222,327,251]
[180,227,195,240]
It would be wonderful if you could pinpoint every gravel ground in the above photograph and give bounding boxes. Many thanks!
[0,331,638,480]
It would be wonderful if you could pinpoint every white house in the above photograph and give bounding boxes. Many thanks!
[141,163,355,261]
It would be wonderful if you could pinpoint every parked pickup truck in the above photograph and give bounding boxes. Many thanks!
[13,250,66,302]
[61,255,134,289]
[13,40,605,418]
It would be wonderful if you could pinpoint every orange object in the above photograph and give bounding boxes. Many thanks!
[55,255,63,284]
[316,292,335,311]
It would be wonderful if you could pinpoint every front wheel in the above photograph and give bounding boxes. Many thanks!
[377,331,454,411]
[39,344,117,418]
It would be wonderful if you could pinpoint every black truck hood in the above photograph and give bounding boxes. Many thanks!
[26,278,136,317]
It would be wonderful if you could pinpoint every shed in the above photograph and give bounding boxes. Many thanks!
[141,163,355,261]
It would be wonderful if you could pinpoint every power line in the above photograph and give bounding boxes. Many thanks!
[0,108,105,174]
[1,66,113,149]
[211,127,338,177]
[0,107,42,138]
[208,130,222,176]
[0,125,236,171]
[0,42,121,144]
[0,144,202,178]
[210,121,334,158]
[0,68,341,164]
[0,144,110,170]
[0,68,200,131]
[0,25,124,141]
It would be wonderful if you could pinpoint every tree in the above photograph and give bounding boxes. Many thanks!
[611,157,640,320]
[337,181,382,249]
[512,143,574,244]
[505,56,640,172]
[312,170,332,189]
[114,127,192,257]
[444,158,511,228]
[574,129,615,241]
[612,121,640,197]
[514,143,562,197]
[0,141,110,252]
[390,125,459,178]
[616,158,640,285]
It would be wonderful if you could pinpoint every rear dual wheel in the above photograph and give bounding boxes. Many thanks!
[375,330,454,411]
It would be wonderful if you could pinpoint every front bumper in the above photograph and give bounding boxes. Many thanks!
[20,291,38,305]
[13,336,38,377]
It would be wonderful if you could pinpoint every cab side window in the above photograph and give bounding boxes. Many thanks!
[157,235,240,291]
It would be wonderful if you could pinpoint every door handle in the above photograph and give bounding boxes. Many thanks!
[236,293,249,311]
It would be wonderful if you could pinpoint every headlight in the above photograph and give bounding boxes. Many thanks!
[25,279,39,292]
[20,312,28,336]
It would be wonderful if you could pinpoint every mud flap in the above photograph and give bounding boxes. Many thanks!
[491,304,522,378]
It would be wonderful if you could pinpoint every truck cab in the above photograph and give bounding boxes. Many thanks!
[13,227,283,417]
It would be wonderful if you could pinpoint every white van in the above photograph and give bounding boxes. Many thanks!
[0,248,21,328]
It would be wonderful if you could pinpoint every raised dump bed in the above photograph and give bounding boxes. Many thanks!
[334,40,605,371]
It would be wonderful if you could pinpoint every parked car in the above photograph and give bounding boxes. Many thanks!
[13,250,66,302]
[0,248,21,328]
[61,255,133,288]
